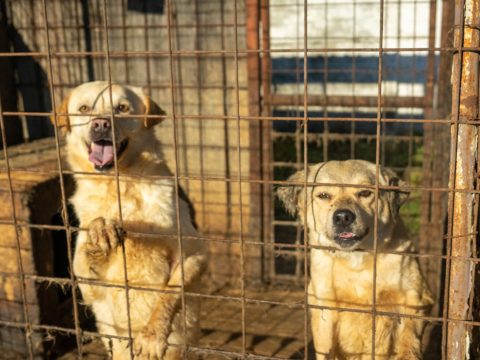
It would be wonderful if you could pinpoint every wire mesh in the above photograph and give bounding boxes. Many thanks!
[0,0,478,359]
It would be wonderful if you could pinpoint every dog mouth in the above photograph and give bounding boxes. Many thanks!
[334,228,369,248]
[87,138,128,171]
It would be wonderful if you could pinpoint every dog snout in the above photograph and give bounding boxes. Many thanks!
[91,118,111,131]
[333,209,356,227]
[90,118,112,140]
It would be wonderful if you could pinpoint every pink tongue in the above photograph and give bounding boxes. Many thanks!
[339,232,356,239]
[89,141,114,166]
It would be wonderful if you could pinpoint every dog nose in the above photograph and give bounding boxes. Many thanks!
[333,209,356,227]
[91,118,111,132]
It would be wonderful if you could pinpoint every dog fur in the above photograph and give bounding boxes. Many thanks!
[277,160,433,359]
[52,81,206,359]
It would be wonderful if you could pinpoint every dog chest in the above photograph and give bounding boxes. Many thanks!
[72,177,176,228]
[311,250,414,308]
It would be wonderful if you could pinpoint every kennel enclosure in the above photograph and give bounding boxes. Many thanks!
[0,0,479,358]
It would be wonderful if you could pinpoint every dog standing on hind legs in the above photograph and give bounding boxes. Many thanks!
[276,160,433,360]
[52,81,206,359]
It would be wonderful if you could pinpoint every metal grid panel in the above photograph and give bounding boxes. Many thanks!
[0,0,478,359]
[267,0,438,284]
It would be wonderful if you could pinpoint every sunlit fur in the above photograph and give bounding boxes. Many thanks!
[277,160,433,359]
[54,81,206,359]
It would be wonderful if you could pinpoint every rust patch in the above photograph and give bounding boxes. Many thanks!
[462,95,480,110]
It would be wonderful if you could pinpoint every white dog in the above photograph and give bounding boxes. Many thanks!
[277,160,432,359]
[52,81,206,359]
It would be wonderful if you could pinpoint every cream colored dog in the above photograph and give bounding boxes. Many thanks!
[52,81,206,359]
[277,160,432,359]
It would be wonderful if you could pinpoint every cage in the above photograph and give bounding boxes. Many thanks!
[0,0,478,359]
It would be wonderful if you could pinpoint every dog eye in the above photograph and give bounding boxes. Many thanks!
[357,190,373,198]
[317,192,331,200]
[79,105,90,113]
[118,104,130,113]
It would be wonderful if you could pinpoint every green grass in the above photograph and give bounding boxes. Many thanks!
[400,165,423,235]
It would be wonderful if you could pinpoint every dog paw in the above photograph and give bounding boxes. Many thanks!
[395,355,420,360]
[85,217,123,258]
[133,326,168,359]
[314,351,335,360]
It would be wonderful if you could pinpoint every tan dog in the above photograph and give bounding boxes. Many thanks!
[277,160,432,359]
[52,81,206,359]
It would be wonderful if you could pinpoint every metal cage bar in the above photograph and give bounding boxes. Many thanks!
[0,0,478,359]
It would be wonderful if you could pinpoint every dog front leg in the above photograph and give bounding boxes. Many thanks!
[311,306,336,360]
[394,318,422,360]
[309,283,336,360]
[74,217,123,279]
[133,254,206,359]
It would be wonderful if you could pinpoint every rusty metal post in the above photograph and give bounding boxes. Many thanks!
[446,0,480,357]
[246,0,267,281]
[260,0,272,283]
[420,0,453,313]
[246,0,260,226]
[419,0,438,249]
[246,0,260,121]
[247,0,274,283]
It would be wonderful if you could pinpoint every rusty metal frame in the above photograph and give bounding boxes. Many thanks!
[444,0,480,357]
[0,0,479,359]
[246,0,264,281]
[260,0,452,291]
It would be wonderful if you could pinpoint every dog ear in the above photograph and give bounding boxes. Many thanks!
[50,95,71,133]
[143,96,166,128]
[276,169,306,216]
[382,167,410,217]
